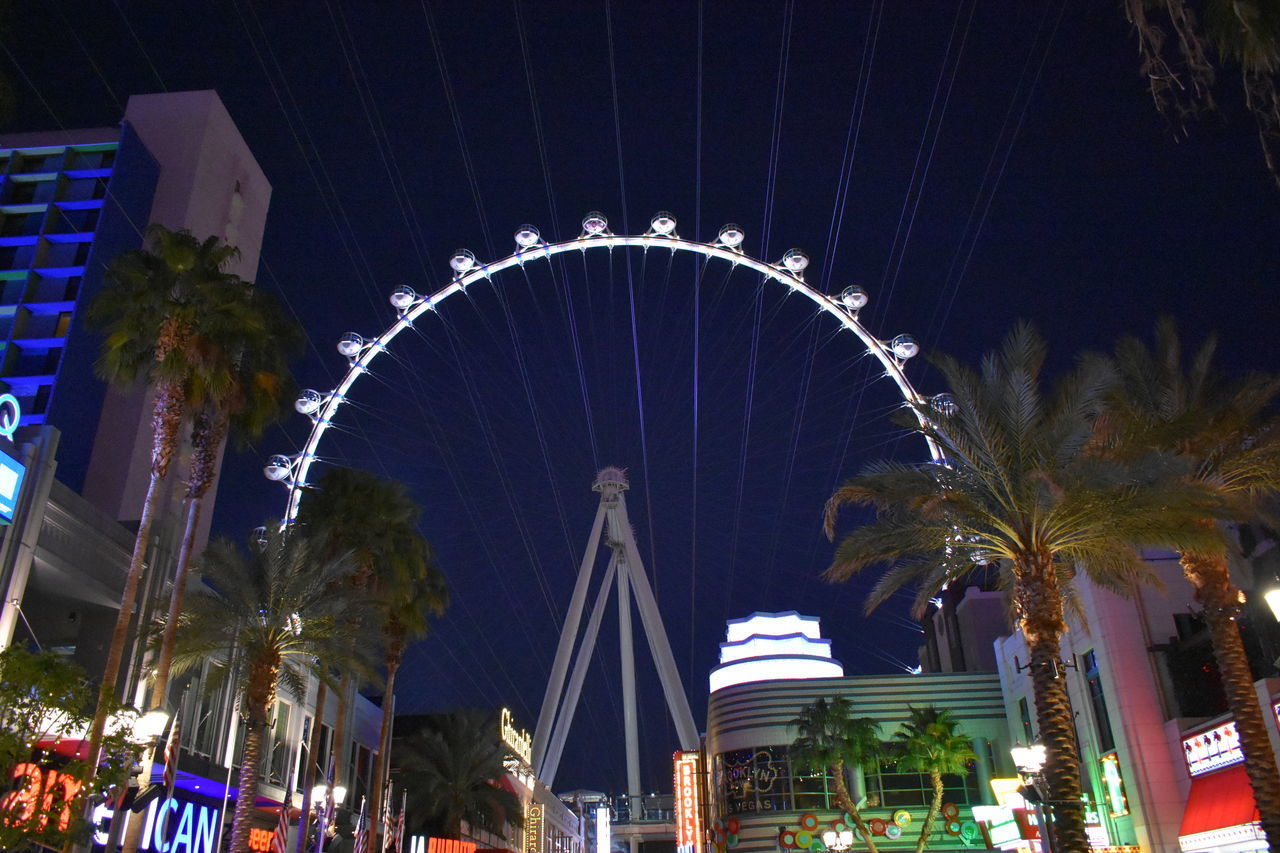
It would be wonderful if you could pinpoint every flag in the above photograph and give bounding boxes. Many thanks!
[162,716,182,799]
[352,799,368,853]
[271,806,290,853]
[394,790,406,853]
[380,787,392,851]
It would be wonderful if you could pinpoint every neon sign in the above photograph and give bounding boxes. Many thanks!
[525,803,543,853]
[92,795,221,853]
[248,828,275,851]
[673,751,702,853]
[1100,754,1129,817]
[0,393,20,441]
[0,762,82,833]
[595,805,611,853]
[501,707,533,766]
[1182,720,1243,776]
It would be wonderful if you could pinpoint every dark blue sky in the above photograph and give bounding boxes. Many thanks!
[6,0,1278,794]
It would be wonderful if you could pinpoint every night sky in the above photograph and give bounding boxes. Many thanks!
[5,1,1279,795]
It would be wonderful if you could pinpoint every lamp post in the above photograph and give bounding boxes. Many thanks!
[1010,744,1055,853]
[310,783,347,852]
[98,709,172,853]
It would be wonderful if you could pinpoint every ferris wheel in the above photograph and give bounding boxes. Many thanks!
[262,211,947,516]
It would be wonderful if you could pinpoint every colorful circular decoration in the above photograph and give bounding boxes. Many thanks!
[779,831,797,849]
[869,819,887,836]
[800,814,819,831]
[942,803,959,819]
[892,810,912,828]
[960,821,980,842]
[809,840,827,852]
[829,820,847,833]
[885,825,902,840]
[713,819,725,833]
[945,820,962,836]
[726,819,741,835]
[795,831,813,848]
[727,834,739,847]
[714,833,727,846]
[843,813,855,827]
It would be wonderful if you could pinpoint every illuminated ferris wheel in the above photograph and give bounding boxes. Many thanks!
[262,210,946,514]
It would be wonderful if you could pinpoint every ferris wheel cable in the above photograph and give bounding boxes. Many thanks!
[723,274,767,613]
[927,0,1067,354]
[512,0,563,243]
[325,0,435,279]
[488,282,579,562]
[109,0,166,90]
[421,0,498,258]
[431,318,565,632]
[232,0,388,318]
[51,0,123,112]
[879,0,977,323]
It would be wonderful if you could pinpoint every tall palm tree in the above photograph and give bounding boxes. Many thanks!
[891,708,975,853]
[83,225,254,776]
[395,710,522,841]
[148,286,303,712]
[1101,318,1280,848]
[1123,0,1280,188]
[168,525,370,853]
[822,323,1221,853]
[294,467,441,850]
[789,697,882,853]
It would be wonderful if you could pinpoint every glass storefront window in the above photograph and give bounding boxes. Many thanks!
[716,748,793,814]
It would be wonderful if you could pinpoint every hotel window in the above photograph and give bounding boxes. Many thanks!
[1083,650,1115,753]
[264,700,292,786]
[1018,697,1033,742]
[864,756,980,808]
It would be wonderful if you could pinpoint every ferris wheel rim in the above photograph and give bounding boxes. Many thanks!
[270,216,944,521]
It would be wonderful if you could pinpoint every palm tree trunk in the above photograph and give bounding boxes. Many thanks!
[368,650,401,853]
[915,771,944,853]
[1014,553,1087,853]
[829,760,878,853]
[1183,550,1280,850]
[294,678,328,853]
[85,379,186,767]
[333,674,352,795]
[149,411,226,716]
[231,714,268,853]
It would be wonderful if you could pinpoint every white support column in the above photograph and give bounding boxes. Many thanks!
[534,499,609,773]
[616,547,642,831]
[612,493,700,749]
[541,554,619,787]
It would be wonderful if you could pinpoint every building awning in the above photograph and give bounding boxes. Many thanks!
[1179,764,1265,853]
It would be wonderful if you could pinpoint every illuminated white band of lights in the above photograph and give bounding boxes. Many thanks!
[278,231,943,521]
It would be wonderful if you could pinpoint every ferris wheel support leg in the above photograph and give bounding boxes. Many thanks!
[613,499,701,750]
[617,548,643,829]
[534,499,608,775]
[540,554,619,789]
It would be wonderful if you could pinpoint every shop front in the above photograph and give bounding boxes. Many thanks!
[1177,719,1266,853]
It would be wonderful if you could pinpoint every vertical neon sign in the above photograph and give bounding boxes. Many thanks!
[673,752,701,853]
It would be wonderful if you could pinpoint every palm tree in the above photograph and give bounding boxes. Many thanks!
[891,708,975,853]
[168,525,370,853]
[395,710,522,840]
[83,224,255,775]
[148,285,303,712]
[789,697,882,853]
[1123,0,1280,188]
[294,467,442,850]
[1101,318,1280,848]
[822,323,1221,853]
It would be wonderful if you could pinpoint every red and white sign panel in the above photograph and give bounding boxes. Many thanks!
[673,751,702,853]
[1182,720,1243,776]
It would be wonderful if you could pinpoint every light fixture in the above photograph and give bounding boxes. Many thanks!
[890,334,920,360]
[1010,743,1046,775]
[295,389,324,415]
[337,332,364,357]
[781,248,809,273]
[718,224,744,248]
[840,286,868,311]
[649,211,677,235]
[1266,586,1280,622]
[133,710,171,745]
[389,285,418,310]
[515,225,541,248]
[930,393,957,416]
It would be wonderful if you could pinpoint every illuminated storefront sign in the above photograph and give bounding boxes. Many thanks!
[1182,720,1243,776]
[0,762,82,833]
[0,393,21,441]
[409,838,478,853]
[247,828,276,851]
[525,803,544,853]
[595,805,611,853]
[1100,754,1129,817]
[501,707,533,766]
[673,751,702,853]
[91,794,222,853]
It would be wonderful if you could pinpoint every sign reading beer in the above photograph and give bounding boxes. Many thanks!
[673,751,702,853]
[501,707,533,766]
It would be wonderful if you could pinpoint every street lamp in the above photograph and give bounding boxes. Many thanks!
[311,783,348,806]
[1010,744,1055,853]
